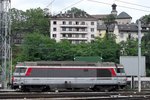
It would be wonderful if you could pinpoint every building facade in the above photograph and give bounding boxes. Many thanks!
[50,12,97,44]
[93,3,149,43]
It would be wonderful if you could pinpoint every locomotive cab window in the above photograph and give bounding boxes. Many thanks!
[15,67,27,73]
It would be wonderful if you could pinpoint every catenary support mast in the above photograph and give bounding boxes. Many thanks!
[138,20,141,92]
[0,0,11,89]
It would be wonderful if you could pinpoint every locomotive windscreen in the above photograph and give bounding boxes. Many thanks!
[15,68,27,73]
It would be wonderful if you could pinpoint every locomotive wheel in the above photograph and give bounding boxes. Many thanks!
[21,86,30,92]
[92,85,115,92]
[42,86,51,92]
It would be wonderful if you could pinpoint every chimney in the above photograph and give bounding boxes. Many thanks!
[60,11,62,17]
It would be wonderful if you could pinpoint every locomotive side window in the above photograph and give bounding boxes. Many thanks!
[97,69,111,77]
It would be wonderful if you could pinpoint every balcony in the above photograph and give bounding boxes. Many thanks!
[60,30,88,34]
[60,24,88,27]
[60,37,88,40]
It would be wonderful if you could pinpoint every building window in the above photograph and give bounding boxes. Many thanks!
[91,28,94,32]
[120,33,124,38]
[69,21,72,25]
[75,41,80,44]
[91,22,94,25]
[81,22,85,25]
[53,28,57,31]
[75,34,79,38]
[53,34,56,37]
[69,28,72,31]
[62,34,66,37]
[68,34,72,37]
[76,28,79,31]
[53,21,57,25]
[91,34,94,38]
[76,21,79,25]
[128,33,131,39]
[62,28,66,31]
[62,21,66,25]
[81,41,85,43]
[82,34,85,38]
[72,41,75,44]
[81,28,85,31]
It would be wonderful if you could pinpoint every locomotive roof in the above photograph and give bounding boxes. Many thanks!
[16,61,123,67]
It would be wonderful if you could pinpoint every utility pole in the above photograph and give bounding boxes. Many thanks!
[138,20,141,92]
[0,0,11,89]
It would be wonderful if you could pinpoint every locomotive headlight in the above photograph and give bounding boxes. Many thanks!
[13,79,19,83]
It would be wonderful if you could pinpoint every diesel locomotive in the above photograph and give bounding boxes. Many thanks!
[12,61,127,91]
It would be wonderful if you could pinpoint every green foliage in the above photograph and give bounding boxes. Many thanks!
[92,37,120,62]
[11,7,49,36]
[67,7,84,14]
[14,34,120,64]
[139,14,150,25]
[25,8,49,35]
[119,39,138,56]
[103,14,116,39]
[104,14,116,24]
[11,8,26,30]
[53,40,75,61]
[15,32,56,62]
[142,32,150,73]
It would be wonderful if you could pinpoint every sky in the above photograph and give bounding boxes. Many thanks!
[11,0,150,22]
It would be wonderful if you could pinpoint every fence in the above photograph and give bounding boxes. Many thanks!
[127,77,150,89]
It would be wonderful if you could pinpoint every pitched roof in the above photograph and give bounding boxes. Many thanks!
[118,24,137,32]
[117,12,132,19]
[51,12,96,20]
[91,14,109,19]
[118,24,149,32]
[98,24,149,32]
[97,24,115,32]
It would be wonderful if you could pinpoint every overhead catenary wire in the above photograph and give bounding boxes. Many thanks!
[57,0,84,14]
[50,0,150,16]
[115,0,150,9]
[46,0,56,8]
[87,0,150,12]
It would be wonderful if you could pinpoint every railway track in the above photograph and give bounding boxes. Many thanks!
[0,91,150,99]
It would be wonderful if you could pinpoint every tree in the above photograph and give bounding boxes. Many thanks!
[142,32,150,76]
[91,37,120,63]
[103,14,116,39]
[53,40,75,61]
[119,39,138,56]
[15,32,56,62]
[67,7,84,14]
[11,7,50,36]
[73,42,93,57]
[25,8,50,35]
[139,14,150,25]
[11,8,27,31]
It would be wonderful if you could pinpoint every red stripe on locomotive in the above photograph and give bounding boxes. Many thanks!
[25,68,32,76]
[25,67,117,77]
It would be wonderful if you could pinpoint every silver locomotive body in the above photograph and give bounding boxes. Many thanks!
[12,61,127,91]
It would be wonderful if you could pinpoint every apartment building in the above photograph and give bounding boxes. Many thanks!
[50,12,97,44]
